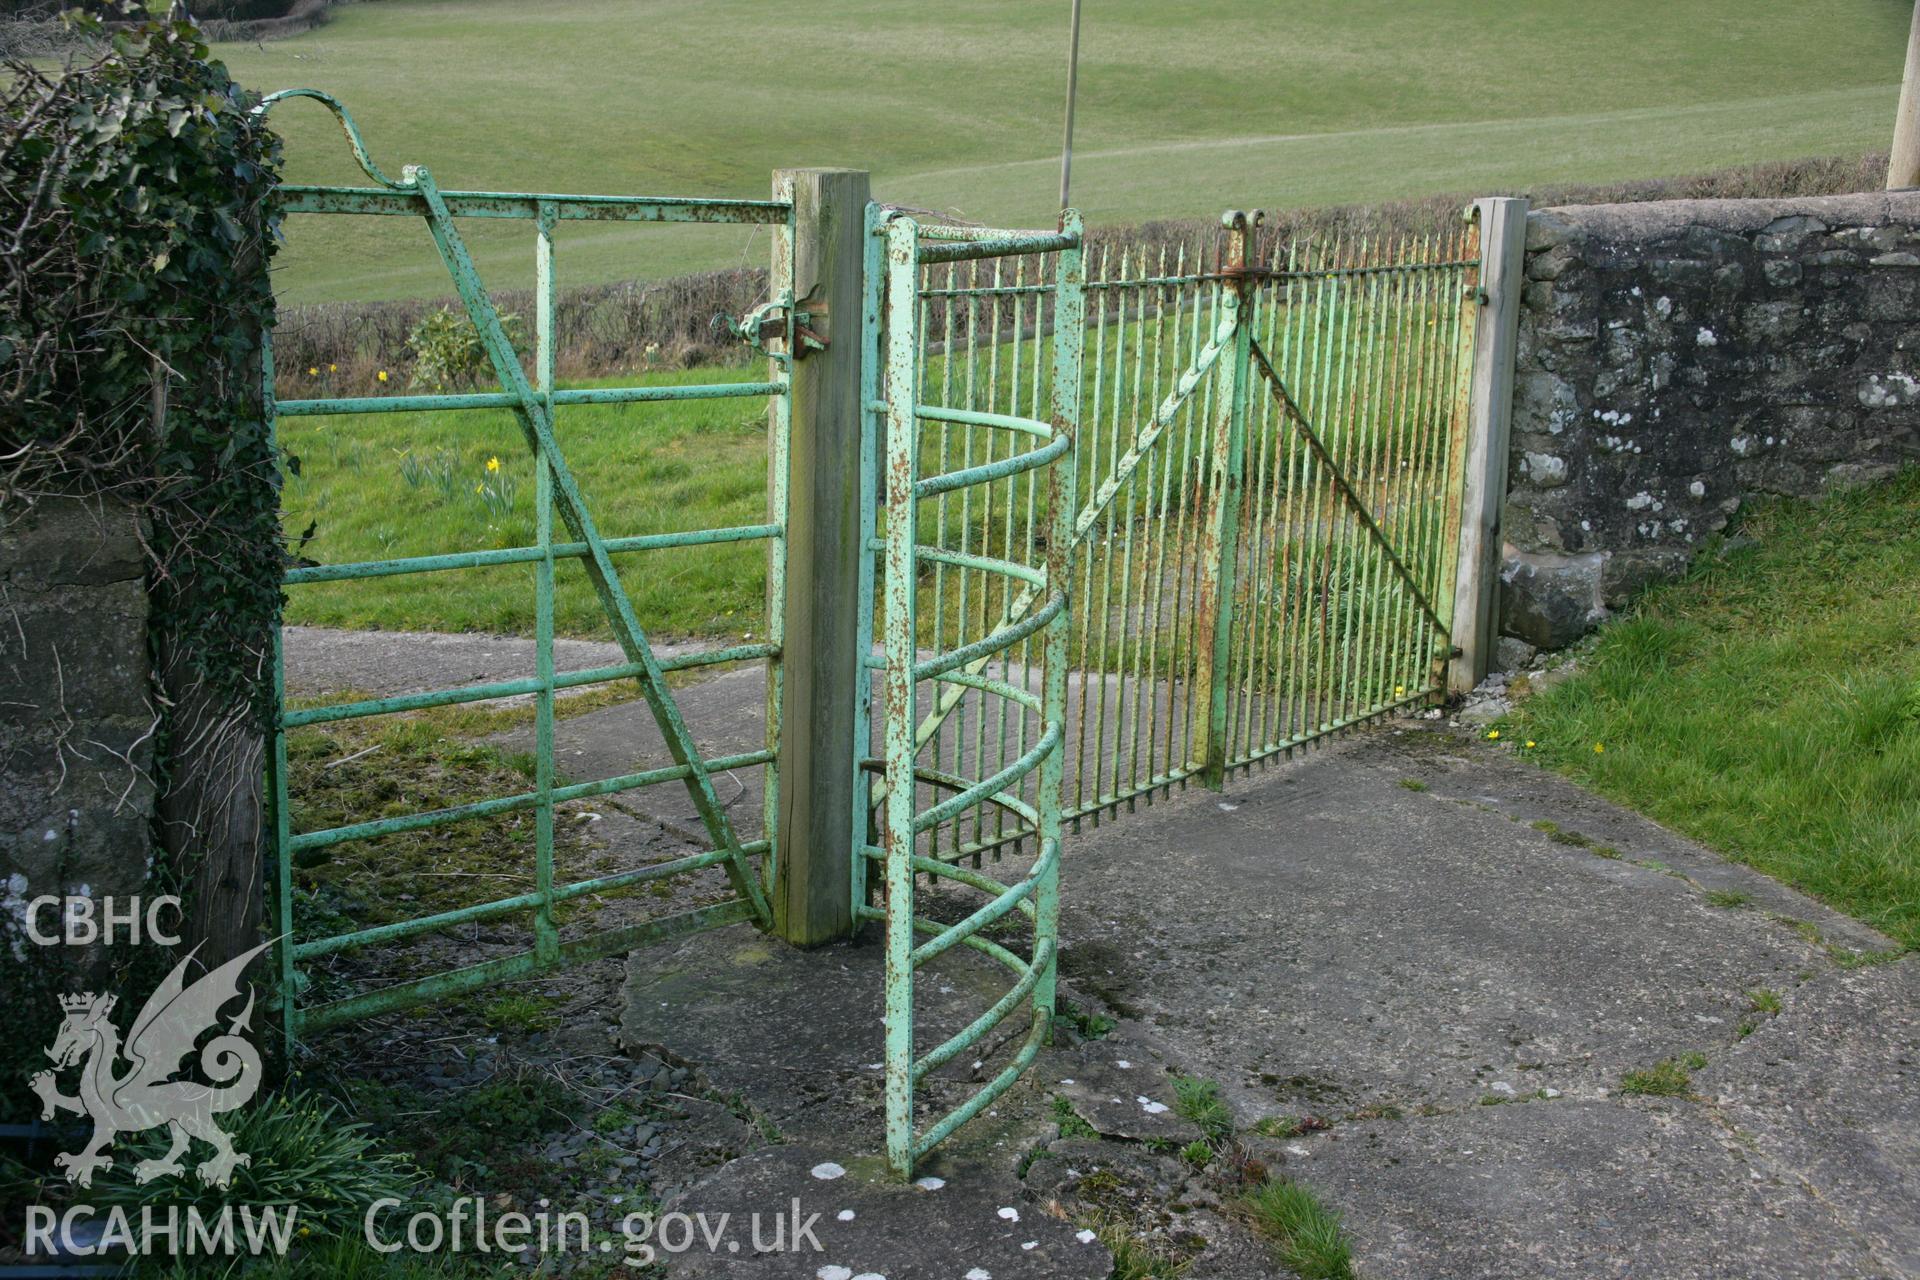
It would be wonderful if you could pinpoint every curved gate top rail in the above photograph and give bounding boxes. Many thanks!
[258,91,792,1046]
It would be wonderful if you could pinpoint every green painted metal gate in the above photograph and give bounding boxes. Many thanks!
[257,89,1479,1174]
[260,92,790,1042]
[857,207,1083,1174]
[900,210,1482,852]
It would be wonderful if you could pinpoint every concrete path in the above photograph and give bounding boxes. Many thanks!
[625,728,1915,1279]
[284,629,1917,1275]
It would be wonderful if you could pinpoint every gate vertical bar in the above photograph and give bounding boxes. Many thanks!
[1448,197,1527,694]
[771,169,868,944]
[1037,209,1084,1021]
[1193,211,1258,789]
[850,200,886,918]
[533,201,559,963]
[880,213,922,1175]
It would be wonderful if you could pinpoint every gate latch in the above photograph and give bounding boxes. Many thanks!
[723,289,827,363]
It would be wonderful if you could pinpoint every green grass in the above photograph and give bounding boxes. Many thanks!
[1170,1073,1234,1143]
[1053,1095,1100,1141]
[1505,470,1920,950]
[281,366,771,639]
[1619,1052,1708,1098]
[1240,1178,1356,1280]
[213,0,1905,305]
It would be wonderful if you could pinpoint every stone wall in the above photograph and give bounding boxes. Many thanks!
[1499,192,1920,653]
[0,497,157,947]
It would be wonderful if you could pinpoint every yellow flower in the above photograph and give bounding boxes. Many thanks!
[486,456,501,473]
[307,366,318,376]
[1394,685,1405,696]
[328,363,337,372]
[1486,730,1500,740]
[1593,742,1605,753]
[1525,739,1536,749]
[378,370,389,383]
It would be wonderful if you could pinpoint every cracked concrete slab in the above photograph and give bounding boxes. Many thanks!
[613,722,1915,1278]
[288,629,1916,1276]
[1700,960,1920,1273]
[1297,1098,1886,1279]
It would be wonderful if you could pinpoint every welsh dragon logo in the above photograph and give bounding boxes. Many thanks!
[30,942,270,1189]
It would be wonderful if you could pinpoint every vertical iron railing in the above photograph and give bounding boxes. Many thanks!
[895,212,1482,847]
[258,92,789,1044]
[859,208,1082,1176]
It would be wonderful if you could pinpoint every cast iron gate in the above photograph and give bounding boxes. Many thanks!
[259,90,1482,1175]
[899,210,1482,857]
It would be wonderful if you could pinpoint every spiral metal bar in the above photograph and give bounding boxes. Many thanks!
[864,207,1082,1176]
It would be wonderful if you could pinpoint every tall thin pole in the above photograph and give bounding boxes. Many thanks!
[1891,0,1920,188]
[1059,0,1084,210]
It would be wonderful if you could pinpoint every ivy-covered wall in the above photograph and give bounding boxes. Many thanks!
[0,6,285,1104]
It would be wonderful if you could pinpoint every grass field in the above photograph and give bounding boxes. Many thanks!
[1502,470,1920,951]
[280,366,771,638]
[214,0,1908,305]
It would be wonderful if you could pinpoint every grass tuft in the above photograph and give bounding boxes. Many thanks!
[1170,1074,1234,1143]
[1241,1177,1356,1280]
[1619,1054,1705,1098]
[1053,1095,1100,1141]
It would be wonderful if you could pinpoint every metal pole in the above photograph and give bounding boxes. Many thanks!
[1891,0,1920,189]
[1193,211,1257,788]
[1059,0,1084,211]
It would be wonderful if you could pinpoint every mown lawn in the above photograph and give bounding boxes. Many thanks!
[216,0,1905,304]
[1503,470,1920,950]
[280,366,772,640]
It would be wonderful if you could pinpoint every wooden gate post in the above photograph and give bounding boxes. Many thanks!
[1890,0,1920,189]
[771,168,868,945]
[1448,196,1528,695]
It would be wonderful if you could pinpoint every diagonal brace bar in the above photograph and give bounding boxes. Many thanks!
[409,166,770,925]
[1248,334,1453,638]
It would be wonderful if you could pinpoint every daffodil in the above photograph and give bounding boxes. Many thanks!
[486,456,501,473]
[307,366,318,376]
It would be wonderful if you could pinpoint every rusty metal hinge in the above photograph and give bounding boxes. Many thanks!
[722,289,826,363]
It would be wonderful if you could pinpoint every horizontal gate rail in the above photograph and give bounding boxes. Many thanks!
[258,90,791,1045]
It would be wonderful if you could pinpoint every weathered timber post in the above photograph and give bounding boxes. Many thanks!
[1447,197,1528,695]
[1192,210,1259,788]
[1891,0,1920,189]
[771,168,868,944]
